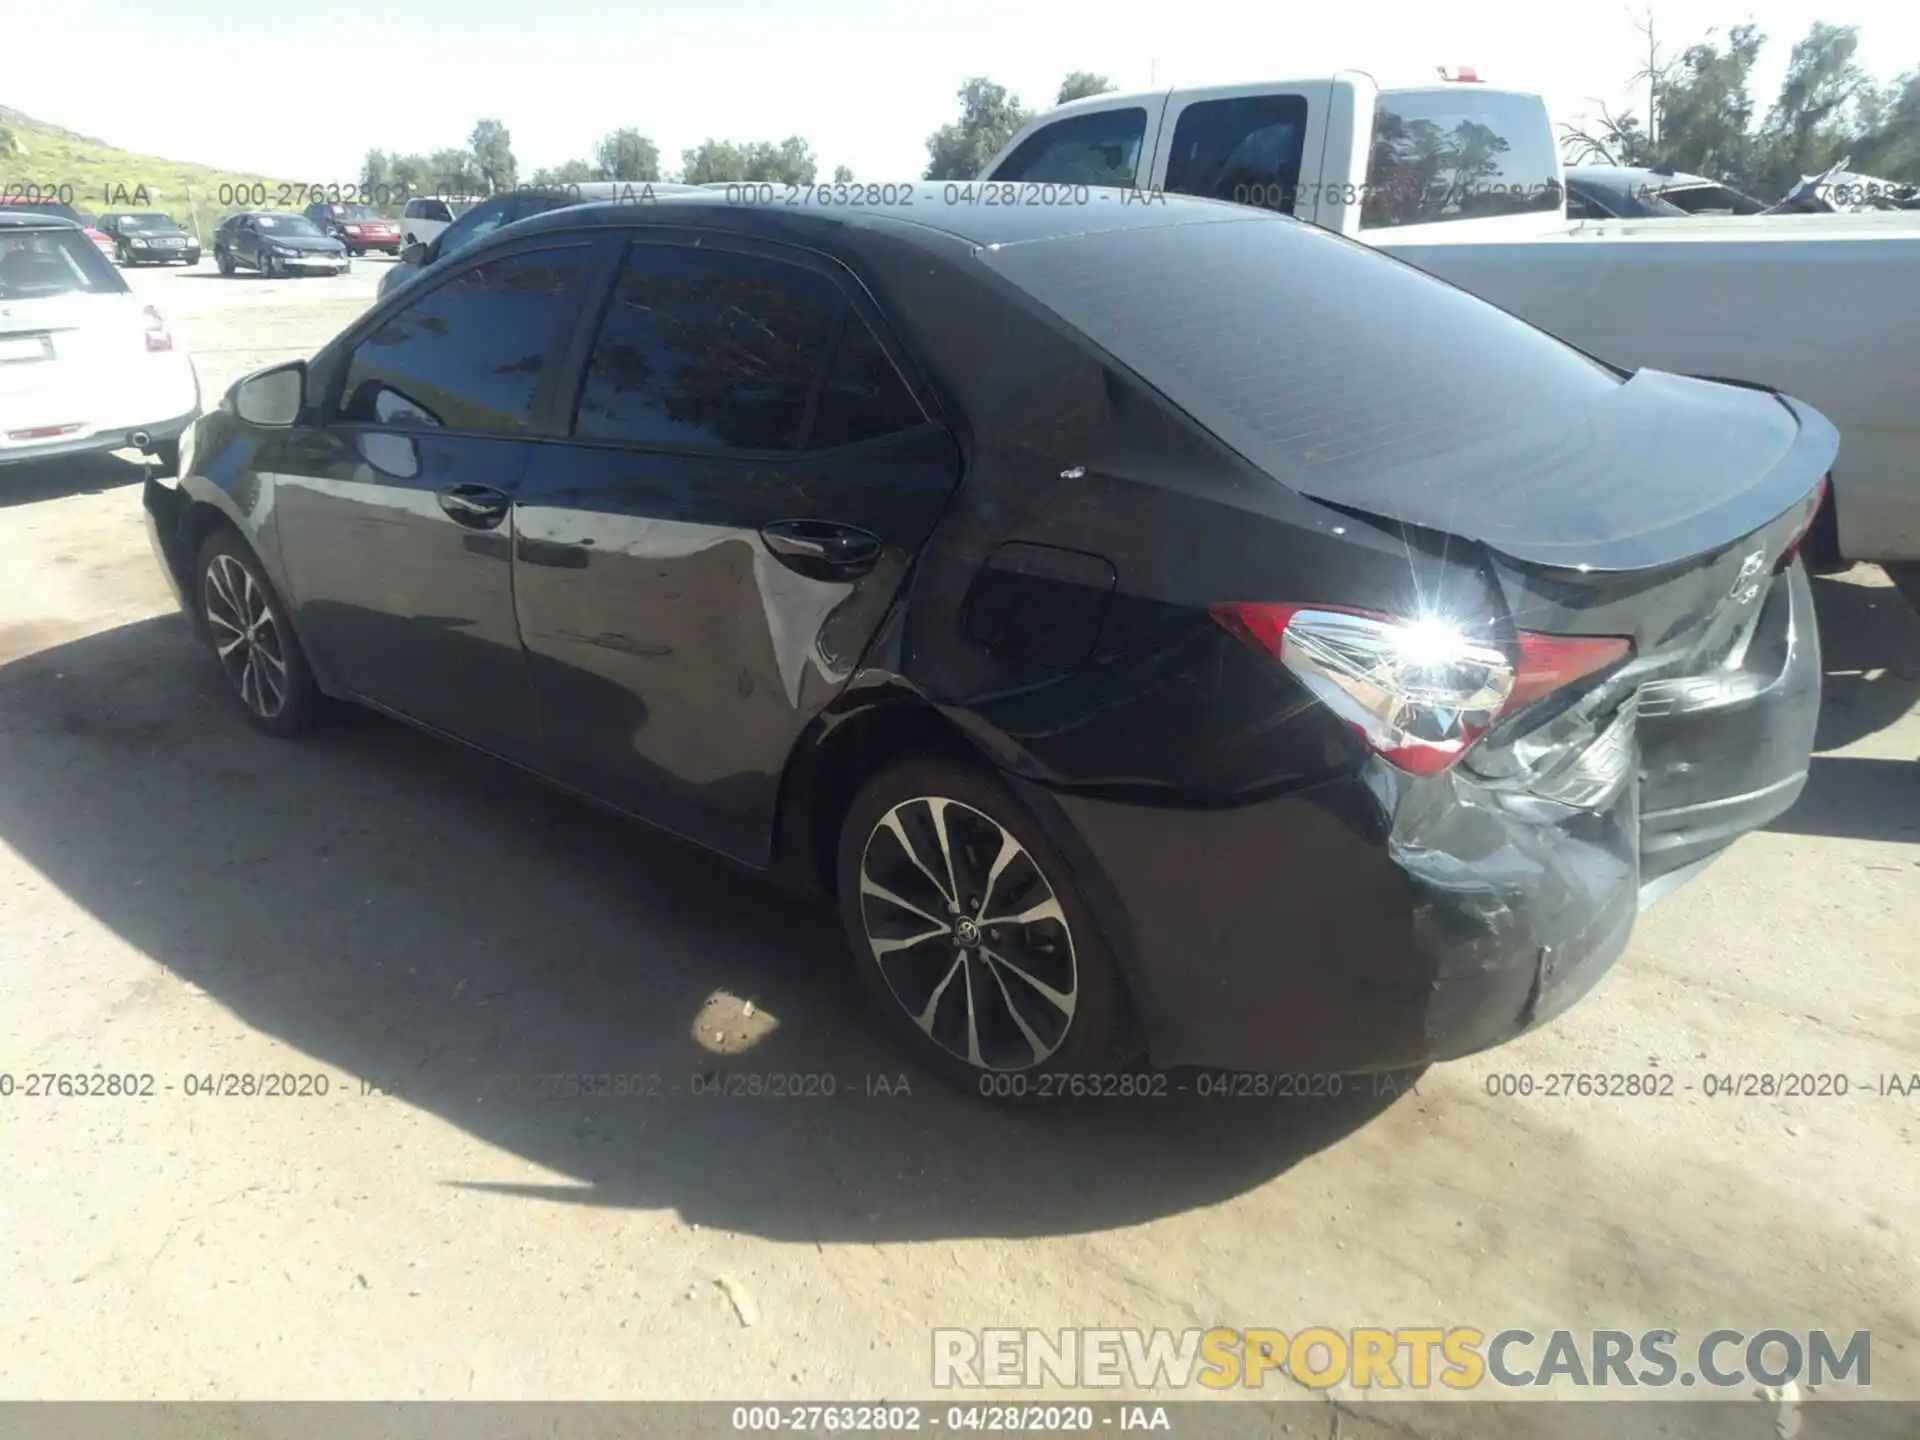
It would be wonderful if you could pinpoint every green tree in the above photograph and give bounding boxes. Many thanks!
[1560,105,1657,167]
[530,159,596,186]
[832,164,854,183]
[1057,71,1116,105]
[1850,71,1920,182]
[1655,23,1765,184]
[429,147,484,198]
[1753,23,1872,195]
[469,118,517,193]
[923,78,1031,180]
[595,128,662,182]
[679,136,816,184]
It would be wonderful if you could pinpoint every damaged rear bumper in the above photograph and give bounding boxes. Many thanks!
[1025,563,1821,1076]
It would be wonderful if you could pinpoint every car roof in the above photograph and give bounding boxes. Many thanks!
[504,185,1256,252]
[1566,164,1716,189]
[0,211,82,229]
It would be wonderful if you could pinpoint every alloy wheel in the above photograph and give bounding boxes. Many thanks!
[858,796,1078,1071]
[203,553,289,719]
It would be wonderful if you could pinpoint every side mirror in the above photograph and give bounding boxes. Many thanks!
[400,241,429,266]
[233,361,308,427]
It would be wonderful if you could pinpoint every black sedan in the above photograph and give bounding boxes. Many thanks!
[142,192,1835,1096]
[95,211,202,265]
[213,211,349,277]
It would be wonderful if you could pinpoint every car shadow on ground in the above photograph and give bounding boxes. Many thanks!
[0,614,1411,1243]
[0,451,150,510]
[1769,572,1920,844]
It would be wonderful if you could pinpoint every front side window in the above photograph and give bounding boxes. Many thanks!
[1565,187,1611,220]
[1164,94,1309,214]
[990,108,1148,187]
[337,245,593,436]
[572,243,842,453]
[1360,89,1562,229]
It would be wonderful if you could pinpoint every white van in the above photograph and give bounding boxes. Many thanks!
[399,196,478,250]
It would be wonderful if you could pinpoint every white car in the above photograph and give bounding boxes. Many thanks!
[400,195,478,250]
[0,215,199,474]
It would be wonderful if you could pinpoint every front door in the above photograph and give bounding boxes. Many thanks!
[512,235,962,862]
[269,239,601,761]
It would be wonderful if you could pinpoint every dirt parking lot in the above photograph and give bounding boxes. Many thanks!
[0,257,1916,1432]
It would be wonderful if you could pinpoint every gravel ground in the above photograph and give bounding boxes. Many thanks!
[0,258,1915,1434]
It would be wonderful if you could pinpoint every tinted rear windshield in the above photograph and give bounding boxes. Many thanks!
[980,214,1620,493]
[0,229,128,298]
[0,200,86,226]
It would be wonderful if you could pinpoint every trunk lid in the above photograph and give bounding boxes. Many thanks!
[0,292,155,427]
[1292,370,1837,577]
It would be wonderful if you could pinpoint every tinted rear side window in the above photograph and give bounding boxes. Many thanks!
[981,215,1617,493]
[573,243,842,453]
[1164,94,1309,214]
[807,316,926,449]
[1361,89,1561,229]
[991,108,1148,187]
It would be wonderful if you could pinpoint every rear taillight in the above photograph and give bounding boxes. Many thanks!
[142,304,173,352]
[1776,475,1828,567]
[1211,602,1630,778]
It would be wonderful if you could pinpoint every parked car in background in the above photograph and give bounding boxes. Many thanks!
[1770,157,1920,214]
[95,211,203,266]
[378,181,699,299]
[0,213,199,474]
[303,202,403,256]
[145,193,1832,1094]
[214,212,349,278]
[0,197,120,261]
[982,71,1920,567]
[1564,165,1768,219]
[399,195,476,250]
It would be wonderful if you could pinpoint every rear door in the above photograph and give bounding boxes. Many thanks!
[512,232,962,863]
[269,237,602,761]
[1143,82,1332,220]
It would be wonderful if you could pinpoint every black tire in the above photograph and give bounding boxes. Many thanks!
[217,249,236,276]
[260,251,280,279]
[194,529,321,738]
[835,753,1135,1101]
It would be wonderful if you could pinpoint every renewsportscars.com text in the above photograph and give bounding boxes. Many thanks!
[932,1326,1871,1391]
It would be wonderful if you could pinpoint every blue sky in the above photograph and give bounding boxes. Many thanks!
[12,0,1918,182]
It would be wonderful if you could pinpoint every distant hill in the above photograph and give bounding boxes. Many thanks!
[0,105,323,236]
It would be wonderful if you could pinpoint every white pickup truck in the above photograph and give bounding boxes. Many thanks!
[980,72,1920,568]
